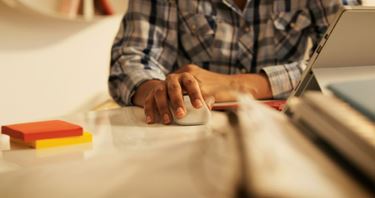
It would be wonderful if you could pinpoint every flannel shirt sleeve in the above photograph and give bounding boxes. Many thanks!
[262,0,343,99]
[109,0,178,106]
[342,0,362,5]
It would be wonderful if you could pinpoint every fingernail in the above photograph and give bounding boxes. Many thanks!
[146,116,152,124]
[195,99,203,108]
[163,114,170,124]
[176,107,185,117]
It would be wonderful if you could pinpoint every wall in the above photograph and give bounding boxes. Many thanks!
[0,3,125,125]
[363,0,375,5]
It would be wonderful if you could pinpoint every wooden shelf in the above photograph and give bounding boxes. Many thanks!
[1,0,127,22]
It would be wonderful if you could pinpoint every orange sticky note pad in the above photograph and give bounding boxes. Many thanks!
[1,120,83,142]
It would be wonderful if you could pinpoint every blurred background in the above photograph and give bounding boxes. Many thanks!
[0,0,374,125]
[0,0,127,125]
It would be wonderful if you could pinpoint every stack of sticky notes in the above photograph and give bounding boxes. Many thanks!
[1,120,92,149]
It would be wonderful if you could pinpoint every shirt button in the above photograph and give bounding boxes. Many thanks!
[191,25,196,31]
[274,21,285,30]
[290,22,297,29]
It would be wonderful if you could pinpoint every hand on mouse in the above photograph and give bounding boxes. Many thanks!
[132,64,271,125]
[132,69,215,125]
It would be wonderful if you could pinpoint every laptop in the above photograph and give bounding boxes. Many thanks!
[286,6,375,101]
[284,6,375,188]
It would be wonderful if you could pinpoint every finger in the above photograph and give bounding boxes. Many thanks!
[166,74,185,119]
[144,94,156,124]
[204,96,216,110]
[153,85,172,125]
[180,73,204,109]
[152,106,162,123]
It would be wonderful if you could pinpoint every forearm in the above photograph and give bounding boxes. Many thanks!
[227,73,273,100]
[109,0,177,106]
[175,64,273,101]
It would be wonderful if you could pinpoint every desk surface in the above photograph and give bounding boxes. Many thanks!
[0,107,371,197]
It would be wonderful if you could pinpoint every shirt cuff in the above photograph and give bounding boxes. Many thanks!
[261,62,304,99]
[125,69,166,105]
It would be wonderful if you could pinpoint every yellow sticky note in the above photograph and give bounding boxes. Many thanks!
[11,132,92,149]
[32,132,92,149]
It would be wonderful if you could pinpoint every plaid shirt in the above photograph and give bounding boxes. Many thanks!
[109,0,361,106]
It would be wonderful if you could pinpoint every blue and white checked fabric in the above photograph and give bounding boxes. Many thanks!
[109,0,360,106]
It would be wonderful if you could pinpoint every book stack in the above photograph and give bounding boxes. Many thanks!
[59,0,115,20]
[1,120,92,149]
[327,78,375,122]
[287,79,375,184]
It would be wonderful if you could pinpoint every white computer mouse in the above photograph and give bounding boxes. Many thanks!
[170,96,211,126]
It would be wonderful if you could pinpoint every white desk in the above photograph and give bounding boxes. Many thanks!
[0,106,371,197]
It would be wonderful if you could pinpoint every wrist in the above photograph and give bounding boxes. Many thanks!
[132,80,162,107]
[257,73,273,98]
[229,73,272,99]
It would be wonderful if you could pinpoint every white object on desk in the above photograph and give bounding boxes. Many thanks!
[171,96,211,126]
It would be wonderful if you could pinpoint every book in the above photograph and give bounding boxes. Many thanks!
[58,0,81,18]
[1,0,18,8]
[1,120,83,142]
[327,79,375,121]
[95,0,114,15]
[82,0,94,20]
[212,100,286,111]
[10,132,92,149]
[288,92,375,182]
